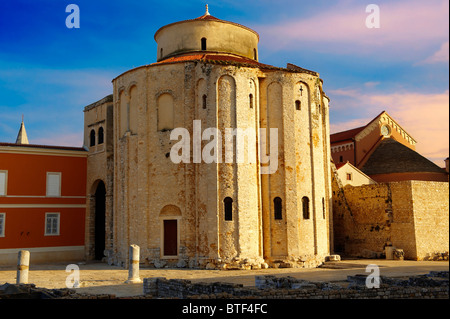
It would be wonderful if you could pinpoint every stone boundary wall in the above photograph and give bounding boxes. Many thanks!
[1,272,447,299]
[142,272,448,299]
[332,178,449,260]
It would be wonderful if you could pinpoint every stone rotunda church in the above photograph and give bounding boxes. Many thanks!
[83,6,333,269]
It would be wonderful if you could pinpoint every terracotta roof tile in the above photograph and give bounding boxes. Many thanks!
[194,14,221,21]
[330,126,365,143]
[152,53,318,75]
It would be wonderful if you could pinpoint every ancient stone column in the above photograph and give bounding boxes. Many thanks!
[125,244,142,283]
[16,250,30,284]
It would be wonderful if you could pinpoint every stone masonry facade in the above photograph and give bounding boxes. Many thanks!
[332,166,449,260]
[84,10,334,270]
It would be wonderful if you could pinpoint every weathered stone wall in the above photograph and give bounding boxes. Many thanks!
[141,272,449,299]
[106,57,333,270]
[411,181,449,259]
[83,96,114,261]
[332,171,449,260]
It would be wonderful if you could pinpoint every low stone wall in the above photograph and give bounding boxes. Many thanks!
[1,272,447,299]
[143,272,449,299]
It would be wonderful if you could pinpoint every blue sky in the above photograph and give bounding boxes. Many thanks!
[0,0,448,165]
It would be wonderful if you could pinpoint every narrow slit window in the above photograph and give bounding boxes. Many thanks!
[201,38,207,51]
[322,197,326,219]
[224,197,233,221]
[202,94,207,109]
[302,196,310,219]
[274,197,282,220]
[295,100,301,110]
[249,94,254,109]
[253,48,257,60]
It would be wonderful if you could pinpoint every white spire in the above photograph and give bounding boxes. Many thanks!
[15,115,29,144]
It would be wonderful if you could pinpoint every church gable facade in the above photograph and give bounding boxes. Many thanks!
[331,111,417,167]
[84,7,333,269]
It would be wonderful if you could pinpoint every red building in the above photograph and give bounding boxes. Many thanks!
[0,122,87,265]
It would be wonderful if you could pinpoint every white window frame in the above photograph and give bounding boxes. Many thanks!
[46,172,61,197]
[0,170,7,196]
[44,212,60,236]
[0,213,5,237]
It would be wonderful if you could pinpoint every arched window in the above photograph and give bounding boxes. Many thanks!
[302,196,310,219]
[295,100,301,111]
[98,127,104,144]
[274,197,282,220]
[339,155,343,163]
[201,38,207,51]
[224,197,233,221]
[90,129,96,147]
[157,93,174,131]
[253,48,257,60]
[160,48,163,59]
[202,94,207,109]
[249,94,254,109]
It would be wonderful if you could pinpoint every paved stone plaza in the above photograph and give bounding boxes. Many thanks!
[0,259,448,297]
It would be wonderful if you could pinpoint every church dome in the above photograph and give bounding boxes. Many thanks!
[154,5,259,62]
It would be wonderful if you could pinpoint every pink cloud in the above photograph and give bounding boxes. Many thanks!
[419,41,450,64]
[330,118,371,134]
[258,0,449,60]
[330,89,449,166]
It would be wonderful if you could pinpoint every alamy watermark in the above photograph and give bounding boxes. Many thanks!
[366,4,380,29]
[365,264,380,288]
[170,120,279,174]
[65,4,80,29]
[65,264,81,288]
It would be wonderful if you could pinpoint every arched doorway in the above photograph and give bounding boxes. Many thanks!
[159,205,181,258]
[94,181,106,260]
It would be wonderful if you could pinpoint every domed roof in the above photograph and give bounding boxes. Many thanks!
[154,5,259,40]
[154,5,259,62]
